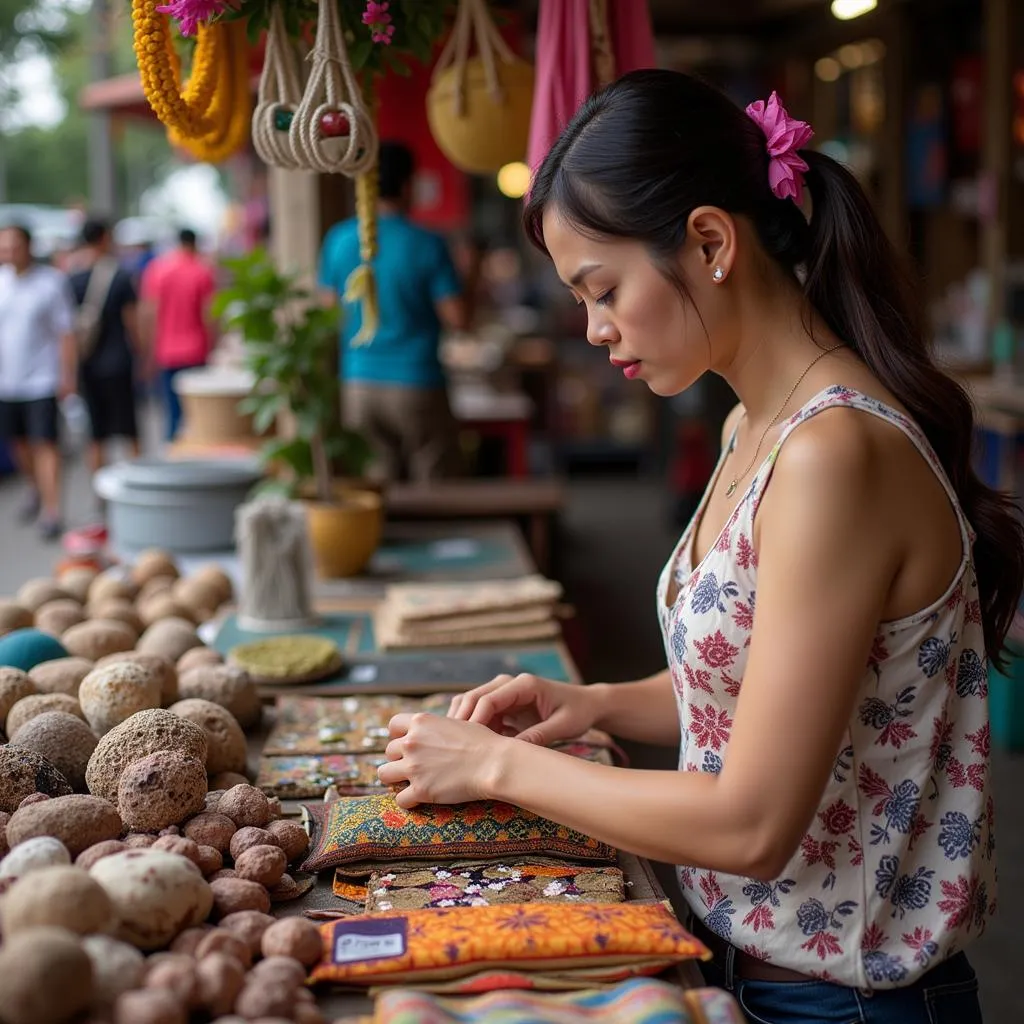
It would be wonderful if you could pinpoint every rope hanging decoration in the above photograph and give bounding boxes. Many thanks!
[252,2,307,170]
[426,0,534,175]
[288,0,379,176]
[435,0,518,115]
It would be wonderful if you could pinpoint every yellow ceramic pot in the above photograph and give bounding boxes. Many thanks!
[426,57,535,175]
[304,489,383,579]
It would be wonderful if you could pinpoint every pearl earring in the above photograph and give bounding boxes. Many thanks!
[712,267,725,283]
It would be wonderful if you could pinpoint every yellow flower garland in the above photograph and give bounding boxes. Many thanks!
[131,0,220,137]
[169,20,252,163]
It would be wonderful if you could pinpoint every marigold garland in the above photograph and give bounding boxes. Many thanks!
[132,0,220,137]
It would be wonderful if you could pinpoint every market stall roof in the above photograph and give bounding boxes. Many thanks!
[79,71,261,120]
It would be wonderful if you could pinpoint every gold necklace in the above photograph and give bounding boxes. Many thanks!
[724,345,843,498]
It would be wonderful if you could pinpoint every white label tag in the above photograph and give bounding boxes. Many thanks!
[333,924,406,964]
[348,664,378,683]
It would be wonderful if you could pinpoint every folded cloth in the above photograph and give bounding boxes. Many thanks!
[382,576,563,623]
[374,602,561,650]
[300,795,616,873]
[362,861,626,912]
[372,978,744,1022]
[307,902,710,988]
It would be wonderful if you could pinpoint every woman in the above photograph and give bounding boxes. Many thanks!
[378,70,1022,1023]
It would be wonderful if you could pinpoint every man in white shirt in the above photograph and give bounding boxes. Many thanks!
[0,225,77,540]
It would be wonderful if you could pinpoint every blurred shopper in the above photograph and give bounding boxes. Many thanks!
[69,218,143,474]
[318,142,469,482]
[139,228,216,442]
[0,224,76,540]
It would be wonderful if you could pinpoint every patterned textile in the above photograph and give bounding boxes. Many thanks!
[257,741,616,800]
[256,753,389,799]
[300,796,616,873]
[362,862,625,912]
[659,386,995,989]
[372,977,737,1023]
[263,695,438,756]
[307,902,709,987]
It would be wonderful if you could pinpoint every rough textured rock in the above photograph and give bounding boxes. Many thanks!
[136,618,202,663]
[5,692,84,737]
[9,711,98,791]
[0,668,35,730]
[6,794,122,857]
[177,665,260,730]
[168,698,247,775]
[0,744,72,812]
[0,926,94,1024]
[117,752,207,833]
[96,652,177,707]
[62,620,136,661]
[28,656,94,697]
[0,865,115,937]
[79,661,162,736]
[34,599,85,637]
[85,709,208,804]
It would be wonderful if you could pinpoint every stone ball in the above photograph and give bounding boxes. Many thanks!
[0,628,69,672]
[34,598,85,637]
[0,836,71,883]
[85,709,208,804]
[168,698,247,776]
[172,577,224,618]
[182,812,236,853]
[0,601,34,636]
[0,865,114,937]
[176,645,223,675]
[57,567,98,604]
[234,845,286,889]
[96,652,178,707]
[90,849,213,951]
[131,550,180,587]
[209,877,271,919]
[16,579,71,613]
[5,692,84,737]
[10,711,98,791]
[5,794,122,857]
[217,785,271,829]
[137,618,202,663]
[138,594,199,630]
[113,987,188,1024]
[62,620,137,662]
[218,911,276,958]
[0,667,35,730]
[87,599,144,638]
[75,839,130,871]
[79,662,162,736]
[151,835,202,867]
[265,819,310,864]
[29,656,94,697]
[87,571,137,606]
[228,826,278,862]
[260,917,323,967]
[0,926,93,1024]
[117,751,207,833]
[0,744,72,812]
[210,772,250,791]
[177,665,260,730]
[82,934,145,1008]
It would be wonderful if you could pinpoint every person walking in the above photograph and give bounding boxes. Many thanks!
[318,142,470,482]
[0,224,77,540]
[69,218,143,475]
[139,228,217,442]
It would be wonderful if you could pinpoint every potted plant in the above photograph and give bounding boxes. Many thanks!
[212,248,383,578]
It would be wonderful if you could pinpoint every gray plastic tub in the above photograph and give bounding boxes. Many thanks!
[94,458,264,554]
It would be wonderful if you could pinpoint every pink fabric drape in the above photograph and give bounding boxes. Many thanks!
[526,0,656,173]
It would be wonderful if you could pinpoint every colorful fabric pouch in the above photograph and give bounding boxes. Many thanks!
[372,978,744,1023]
[359,862,625,912]
[307,902,709,987]
[300,796,616,873]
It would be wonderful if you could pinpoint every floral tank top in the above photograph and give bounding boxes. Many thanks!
[657,385,995,990]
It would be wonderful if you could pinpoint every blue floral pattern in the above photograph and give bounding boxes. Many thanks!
[656,386,995,991]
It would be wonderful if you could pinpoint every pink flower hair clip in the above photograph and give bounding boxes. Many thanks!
[745,91,814,205]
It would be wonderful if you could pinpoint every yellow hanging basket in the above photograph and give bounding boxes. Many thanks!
[427,56,534,175]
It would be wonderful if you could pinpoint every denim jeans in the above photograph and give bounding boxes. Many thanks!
[700,949,982,1024]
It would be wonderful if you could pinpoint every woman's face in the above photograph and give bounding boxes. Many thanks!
[541,207,724,397]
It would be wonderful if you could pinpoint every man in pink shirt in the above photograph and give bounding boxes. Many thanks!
[139,229,217,441]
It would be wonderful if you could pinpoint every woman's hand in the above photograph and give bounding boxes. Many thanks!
[447,673,601,746]
[377,713,513,808]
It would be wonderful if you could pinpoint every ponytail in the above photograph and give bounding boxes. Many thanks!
[802,150,1024,667]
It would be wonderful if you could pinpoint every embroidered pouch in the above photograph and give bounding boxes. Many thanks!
[358,861,625,912]
[299,796,616,873]
[372,978,743,1023]
[307,902,709,987]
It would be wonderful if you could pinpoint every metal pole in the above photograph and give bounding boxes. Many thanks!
[87,0,117,216]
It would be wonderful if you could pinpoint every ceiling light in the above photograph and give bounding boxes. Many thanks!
[831,0,878,19]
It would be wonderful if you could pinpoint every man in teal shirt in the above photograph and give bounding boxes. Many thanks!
[319,142,469,481]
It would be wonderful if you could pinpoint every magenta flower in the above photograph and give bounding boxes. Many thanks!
[745,91,814,205]
[156,0,227,37]
[362,1,395,45]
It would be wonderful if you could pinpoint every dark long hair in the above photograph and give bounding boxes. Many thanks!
[524,69,1023,666]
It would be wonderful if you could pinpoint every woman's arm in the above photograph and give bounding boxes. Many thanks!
[589,670,680,746]
[386,412,899,880]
